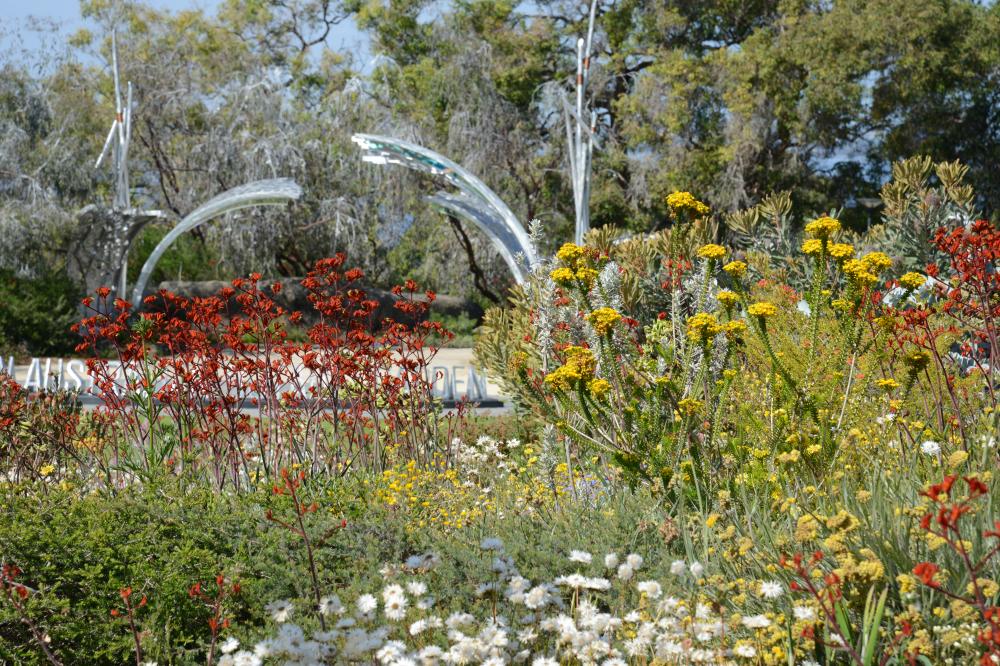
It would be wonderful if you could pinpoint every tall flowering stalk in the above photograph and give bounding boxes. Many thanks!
[802,215,840,359]
[781,552,912,666]
[884,220,1000,452]
[0,376,80,485]
[265,468,348,632]
[110,586,148,666]
[188,574,241,666]
[911,474,1000,665]
[1,563,63,666]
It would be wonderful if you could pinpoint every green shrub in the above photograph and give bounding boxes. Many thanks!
[0,269,80,358]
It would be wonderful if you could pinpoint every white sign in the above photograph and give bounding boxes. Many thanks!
[3,357,92,392]
[2,356,500,404]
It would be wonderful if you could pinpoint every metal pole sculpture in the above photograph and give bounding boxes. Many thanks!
[564,0,600,245]
[93,29,168,300]
[95,29,132,212]
[351,133,538,283]
[91,29,302,305]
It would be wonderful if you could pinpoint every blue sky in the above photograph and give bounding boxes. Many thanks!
[1,0,221,36]
[0,0,369,63]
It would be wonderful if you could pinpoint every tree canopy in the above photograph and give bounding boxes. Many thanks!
[1,0,998,304]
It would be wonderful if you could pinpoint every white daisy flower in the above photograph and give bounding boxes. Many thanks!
[319,595,344,616]
[636,581,663,599]
[384,594,408,621]
[741,614,771,629]
[793,605,816,621]
[760,580,783,598]
[405,581,427,597]
[264,599,293,623]
[356,594,377,615]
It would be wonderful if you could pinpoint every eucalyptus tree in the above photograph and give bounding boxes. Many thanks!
[74,1,407,286]
[5,0,1000,318]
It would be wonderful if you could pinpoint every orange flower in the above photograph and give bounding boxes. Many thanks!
[912,562,940,587]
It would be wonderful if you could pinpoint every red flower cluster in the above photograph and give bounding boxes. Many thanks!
[913,474,1000,665]
[0,563,28,600]
[189,573,241,663]
[73,254,455,490]
[264,467,347,633]
[780,551,913,665]
[877,219,1000,452]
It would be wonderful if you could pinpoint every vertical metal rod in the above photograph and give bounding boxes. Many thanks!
[111,30,122,118]
[583,109,596,234]
[563,103,577,189]
[569,0,599,245]
[111,30,126,211]
[575,38,585,244]
[122,82,132,210]
[118,250,128,302]
[581,0,598,241]
[583,0,598,90]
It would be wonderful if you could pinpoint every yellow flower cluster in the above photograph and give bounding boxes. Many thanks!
[861,251,892,274]
[677,397,703,417]
[551,266,599,287]
[777,449,801,464]
[803,237,854,262]
[723,320,748,342]
[686,312,722,343]
[876,378,899,392]
[747,302,777,318]
[697,244,727,261]
[723,260,747,279]
[74,434,103,453]
[576,267,599,285]
[842,259,878,288]
[378,460,493,530]
[587,307,622,336]
[828,242,854,262]
[551,243,599,287]
[717,290,739,308]
[543,366,577,392]
[899,271,926,290]
[587,377,611,399]
[800,239,823,257]
[556,242,586,265]
[830,298,851,312]
[804,215,841,239]
[544,345,596,391]
[666,191,710,217]
[550,267,576,285]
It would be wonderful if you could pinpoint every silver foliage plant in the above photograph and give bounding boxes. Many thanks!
[721,157,978,293]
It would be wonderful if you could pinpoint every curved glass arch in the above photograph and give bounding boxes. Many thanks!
[352,134,538,283]
[130,179,303,304]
